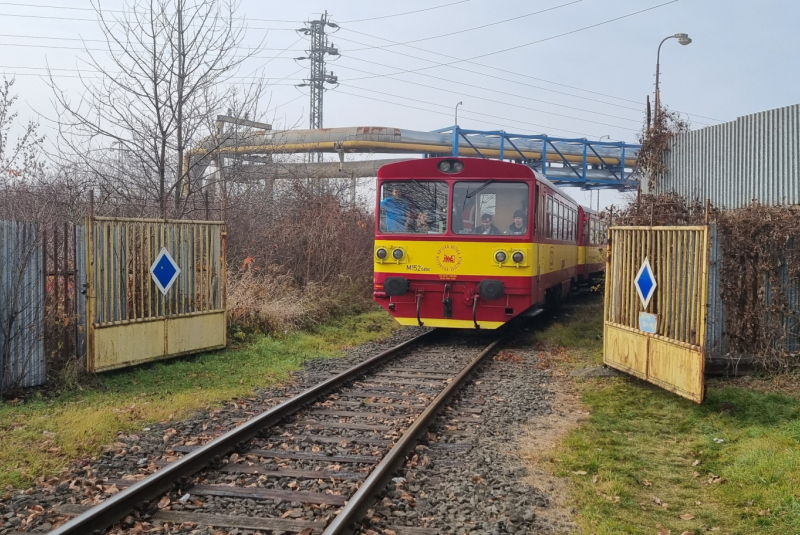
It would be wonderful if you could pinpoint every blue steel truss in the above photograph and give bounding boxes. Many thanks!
[433,126,641,191]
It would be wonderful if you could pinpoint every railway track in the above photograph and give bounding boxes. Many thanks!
[47,329,507,535]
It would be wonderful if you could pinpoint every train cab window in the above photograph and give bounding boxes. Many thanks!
[451,182,529,235]
[379,181,448,234]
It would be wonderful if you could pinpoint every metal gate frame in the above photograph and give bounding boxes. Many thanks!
[603,225,710,403]
[85,214,227,373]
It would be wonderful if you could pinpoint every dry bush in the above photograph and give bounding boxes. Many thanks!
[637,105,690,190]
[614,192,800,372]
[611,192,711,226]
[224,178,376,334]
[717,204,800,372]
[227,265,318,335]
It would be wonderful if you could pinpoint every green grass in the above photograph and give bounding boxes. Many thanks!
[0,309,399,489]
[533,296,800,534]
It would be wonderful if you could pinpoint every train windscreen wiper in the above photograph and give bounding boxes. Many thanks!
[466,178,494,199]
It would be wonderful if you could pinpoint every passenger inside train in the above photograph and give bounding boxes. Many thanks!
[378,181,448,234]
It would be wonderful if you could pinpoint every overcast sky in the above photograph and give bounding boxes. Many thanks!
[2,0,798,209]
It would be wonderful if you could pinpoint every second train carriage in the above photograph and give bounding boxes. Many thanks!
[373,157,605,329]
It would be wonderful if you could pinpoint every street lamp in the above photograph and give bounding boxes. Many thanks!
[455,101,463,126]
[654,33,692,122]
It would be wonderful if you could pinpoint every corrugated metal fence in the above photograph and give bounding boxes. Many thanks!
[654,103,800,208]
[0,221,45,390]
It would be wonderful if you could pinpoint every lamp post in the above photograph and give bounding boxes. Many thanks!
[455,101,463,126]
[654,33,692,123]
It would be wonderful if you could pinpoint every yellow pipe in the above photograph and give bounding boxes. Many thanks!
[190,140,637,167]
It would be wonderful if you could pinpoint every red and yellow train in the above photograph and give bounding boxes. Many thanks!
[373,157,606,329]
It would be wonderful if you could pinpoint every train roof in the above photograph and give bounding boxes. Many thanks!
[377,157,534,180]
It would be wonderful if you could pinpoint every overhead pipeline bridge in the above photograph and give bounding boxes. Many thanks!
[190,124,641,191]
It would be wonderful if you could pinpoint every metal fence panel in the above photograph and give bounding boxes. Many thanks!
[86,217,226,372]
[604,225,709,402]
[0,221,45,390]
[655,103,800,208]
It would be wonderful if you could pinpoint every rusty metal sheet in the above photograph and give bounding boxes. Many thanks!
[648,337,704,403]
[91,321,166,372]
[166,311,226,355]
[603,324,648,380]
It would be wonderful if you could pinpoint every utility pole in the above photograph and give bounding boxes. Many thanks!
[297,12,339,158]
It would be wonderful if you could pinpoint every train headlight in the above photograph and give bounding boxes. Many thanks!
[392,248,404,260]
[376,248,388,259]
[512,251,524,264]
[438,159,464,174]
[495,251,507,263]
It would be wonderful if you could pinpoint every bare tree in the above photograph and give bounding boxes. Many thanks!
[1,78,46,202]
[50,0,266,217]
[0,78,47,395]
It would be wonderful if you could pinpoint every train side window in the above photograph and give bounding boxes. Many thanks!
[572,209,577,242]
[567,206,572,241]
[546,195,553,238]
[583,215,590,244]
[567,208,572,241]
[569,209,574,241]
[553,200,559,240]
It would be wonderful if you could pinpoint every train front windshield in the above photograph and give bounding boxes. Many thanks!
[452,182,529,235]
[379,181,449,234]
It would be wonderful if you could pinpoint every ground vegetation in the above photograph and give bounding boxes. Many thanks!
[526,297,800,535]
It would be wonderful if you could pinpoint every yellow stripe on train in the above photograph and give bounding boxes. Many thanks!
[393,317,506,329]
[375,239,579,277]
[579,245,606,266]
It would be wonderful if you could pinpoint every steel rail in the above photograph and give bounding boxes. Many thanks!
[322,334,506,534]
[48,330,436,535]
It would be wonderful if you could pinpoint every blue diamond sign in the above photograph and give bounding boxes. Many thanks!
[634,257,657,309]
[150,247,181,296]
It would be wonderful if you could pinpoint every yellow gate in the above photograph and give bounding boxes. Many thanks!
[603,226,710,403]
[85,216,226,372]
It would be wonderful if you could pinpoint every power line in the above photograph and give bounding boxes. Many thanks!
[336,67,643,125]
[0,41,302,54]
[334,0,722,123]
[346,0,582,48]
[338,0,471,23]
[336,2,678,82]
[340,28,646,107]
[0,0,470,24]
[335,56,644,122]
[0,11,297,30]
[338,82,639,132]
[332,87,608,139]
[0,33,305,51]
